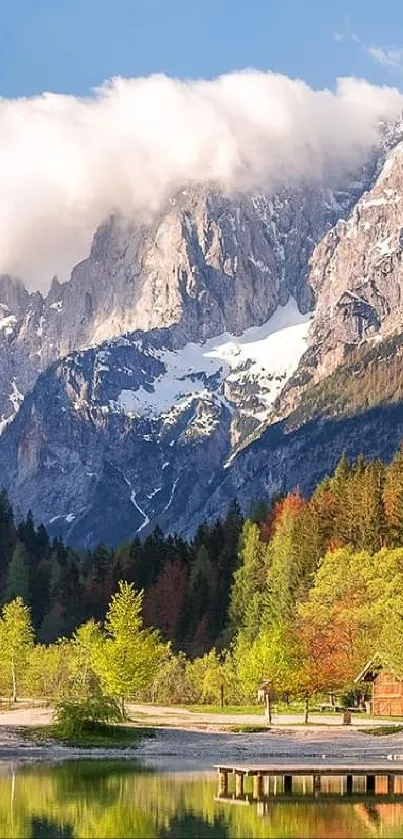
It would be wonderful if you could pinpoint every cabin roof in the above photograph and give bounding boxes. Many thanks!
[355,654,388,684]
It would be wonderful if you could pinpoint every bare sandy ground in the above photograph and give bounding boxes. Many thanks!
[128,703,401,729]
[134,726,403,772]
[0,704,401,770]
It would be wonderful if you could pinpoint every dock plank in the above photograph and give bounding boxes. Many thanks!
[215,763,403,776]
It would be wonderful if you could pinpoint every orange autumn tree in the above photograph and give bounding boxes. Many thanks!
[290,617,342,722]
[297,547,377,695]
[143,560,188,642]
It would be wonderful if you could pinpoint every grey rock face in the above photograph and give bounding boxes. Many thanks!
[184,403,403,535]
[0,329,232,546]
[1,122,403,544]
[273,141,403,422]
[0,178,371,429]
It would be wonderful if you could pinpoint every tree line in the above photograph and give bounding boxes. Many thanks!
[3,444,403,711]
[0,494,243,655]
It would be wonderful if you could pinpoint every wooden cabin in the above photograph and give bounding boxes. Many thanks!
[355,657,403,716]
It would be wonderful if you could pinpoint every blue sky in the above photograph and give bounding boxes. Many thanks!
[1,0,403,98]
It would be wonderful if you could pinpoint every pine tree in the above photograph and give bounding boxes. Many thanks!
[356,459,386,552]
[185,545,214,647]
[0,490,16,582]
[384,444,403,546]
[331,454,356,546]
[228,520,267,637]
[143,560,188,641]
[264,492,308,626]
[5,540,30,603]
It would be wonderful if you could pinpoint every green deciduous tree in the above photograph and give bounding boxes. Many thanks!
[0,597,34,701]
[97,581,163,714]
[25,640,72,701]
[234,623,297,714]
[70,618,103,699]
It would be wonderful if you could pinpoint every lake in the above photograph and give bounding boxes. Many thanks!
[1,759,403,838]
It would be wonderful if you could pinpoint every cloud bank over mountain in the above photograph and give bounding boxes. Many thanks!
[0,70,402,288]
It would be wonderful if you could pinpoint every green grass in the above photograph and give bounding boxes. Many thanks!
[178,703,306,715]
[357,714,403,722]
[359,725,403,737]
[19,722,156,749]
[180,704,265,715]
[226,724,270,733]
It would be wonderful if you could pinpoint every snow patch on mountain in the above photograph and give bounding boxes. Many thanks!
[0,314,17,335]
[117,299,310,420]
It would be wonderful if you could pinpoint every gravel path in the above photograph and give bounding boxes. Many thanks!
[129,703,402,728]
[135,725,403,772]
[0,704,401,771]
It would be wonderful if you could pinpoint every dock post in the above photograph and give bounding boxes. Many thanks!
[235,772,244,798]
[313,775,321,796]
[346,775,353,795]
[366,775,376,795]
[284,775,293,794]
[387,774,395,796]
[218,770,228,797]
[253,774,264,800]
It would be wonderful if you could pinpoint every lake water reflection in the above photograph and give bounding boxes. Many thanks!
[1,760,403,838]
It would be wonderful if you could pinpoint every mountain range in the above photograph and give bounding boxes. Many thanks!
[1,123,403,545]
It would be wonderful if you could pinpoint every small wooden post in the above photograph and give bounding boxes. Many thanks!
[253,774,264,799]
[366,775,376,795]
[284,775,293,794]
[235,772,244,798]
[218,771,228,797]
[387,774,395,796]
[313,775,321,796]
[264,689,272,725]
[304,695,309,724]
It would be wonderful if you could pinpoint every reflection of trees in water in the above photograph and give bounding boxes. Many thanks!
[31,817,74,838]
[354,803,382,835]
[0,763,403,838]
[160,813,228,838]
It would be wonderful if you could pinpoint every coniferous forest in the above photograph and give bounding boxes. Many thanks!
[3,445,403,707]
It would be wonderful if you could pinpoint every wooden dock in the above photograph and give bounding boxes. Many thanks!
[214,763,403,800]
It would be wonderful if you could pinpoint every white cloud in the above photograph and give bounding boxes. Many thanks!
[0,71,402,289]
[365,45,403,70]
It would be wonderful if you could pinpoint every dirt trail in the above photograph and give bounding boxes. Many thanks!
[128,703,401,729]
[0,704,400,768]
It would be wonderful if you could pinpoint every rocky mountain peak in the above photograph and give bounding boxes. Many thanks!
[0,180,351,430]
[272,140,403,423]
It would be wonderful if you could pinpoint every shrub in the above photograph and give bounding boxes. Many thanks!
[54,692,123,737]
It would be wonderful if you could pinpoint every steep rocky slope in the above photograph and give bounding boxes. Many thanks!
[0,178,374,431]
[1,128,403,544]
[0,301,309,546]
[275,141,403,423]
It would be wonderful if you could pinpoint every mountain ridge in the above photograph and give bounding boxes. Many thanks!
[1,126,403,544]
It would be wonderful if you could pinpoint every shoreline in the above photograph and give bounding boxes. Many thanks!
[0,705,402,770]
